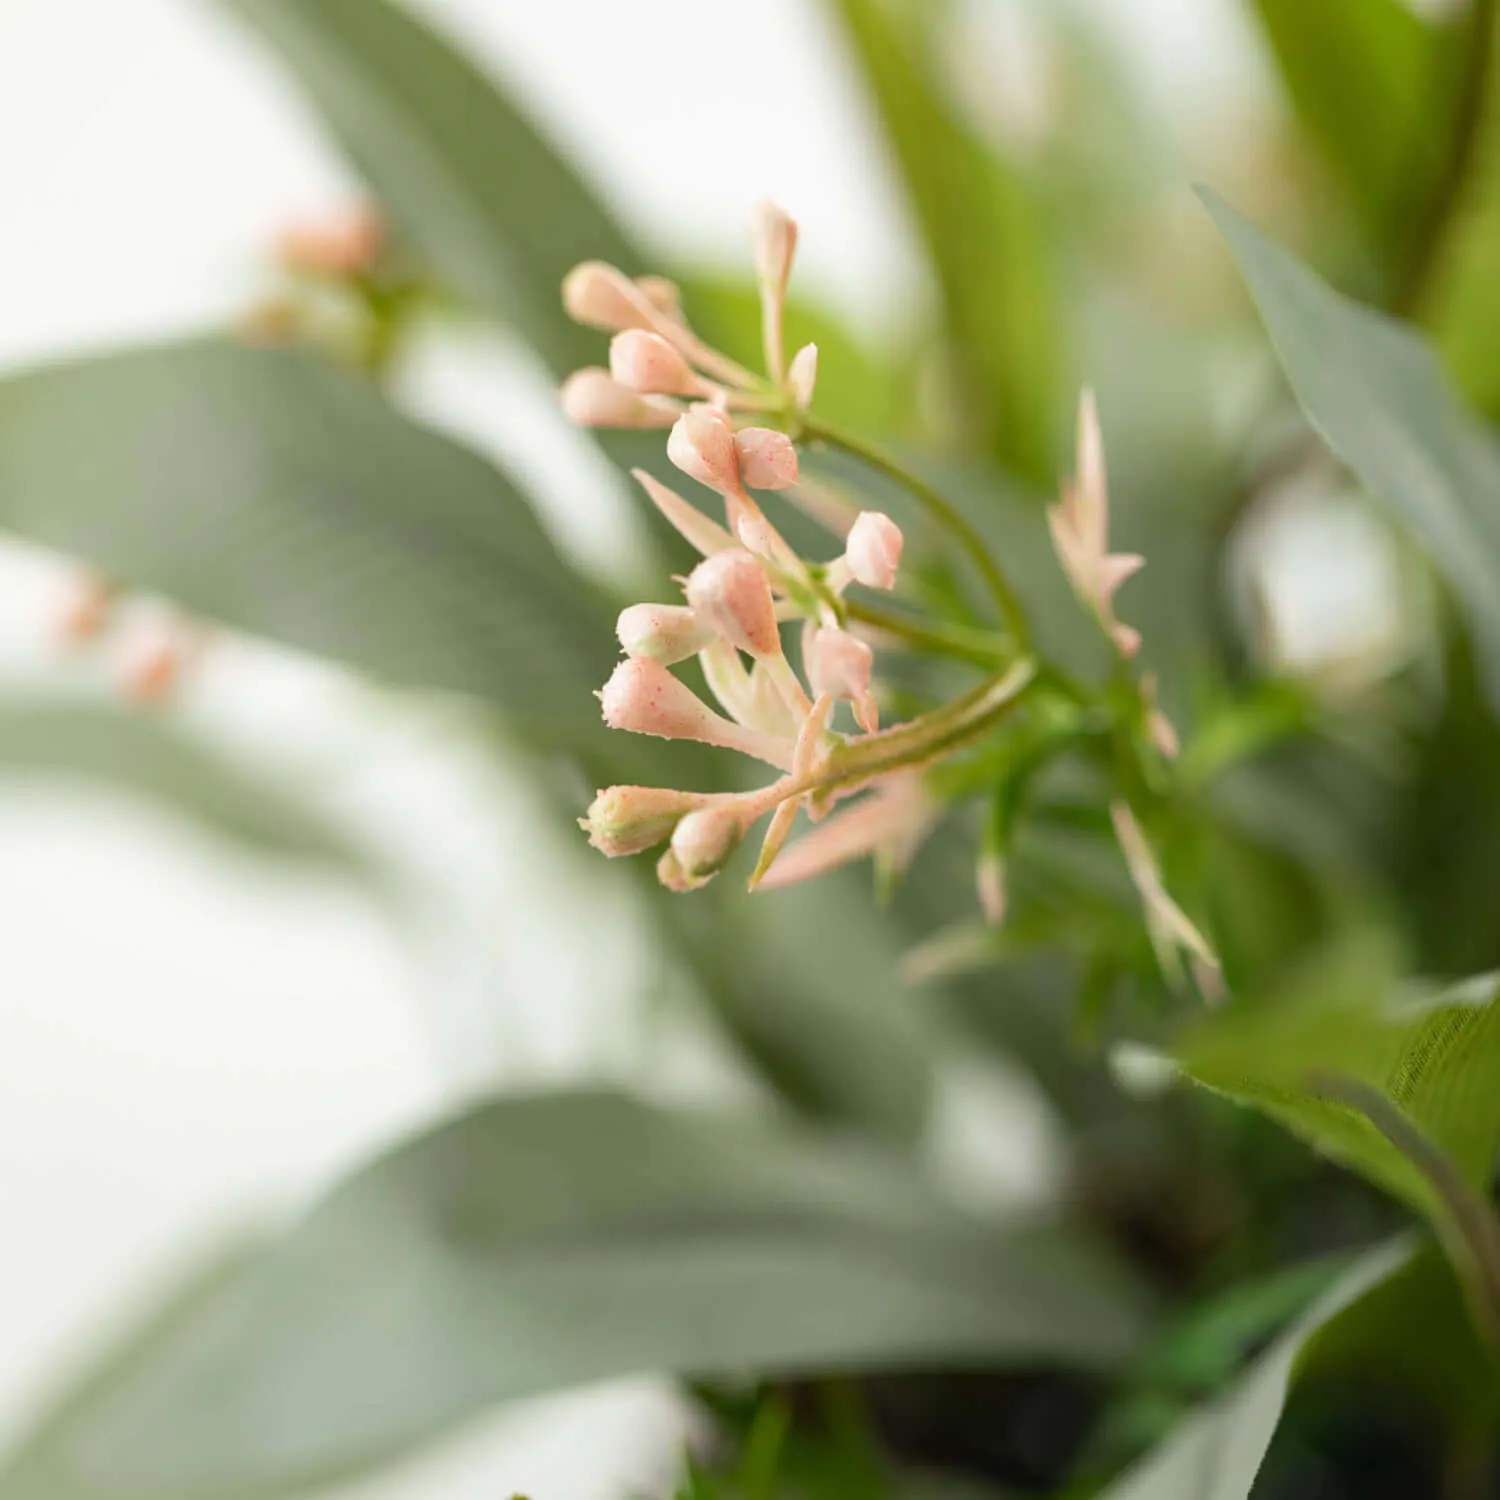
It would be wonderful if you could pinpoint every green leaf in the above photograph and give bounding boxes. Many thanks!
[213,0,639,376]
[1250,0,1455,262]
[0,1090,1153,1500]
[1202,189,1500,717]
[0,338,628,762]
[828,0,1060,481]
[0,697,373,877]
[1096,1237,1413,1500]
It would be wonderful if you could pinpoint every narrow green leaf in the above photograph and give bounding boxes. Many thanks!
[1202,189,1500,717]
[1097,1238,1413,1500]
[0,339,625,758]
[828,0,1060,481]
[0,1090,1153,1500]
[213,0,639,376]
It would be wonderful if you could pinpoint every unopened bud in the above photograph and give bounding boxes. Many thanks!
[735,428,799,490]
[667,404,743,493]
[845,511,904,590]
[562,261,654,332]
[616,602,713,664]
[807,626,877,733]
[671,806,744,879]
[276,206,384,277]
[609,330,706,397]
[685,552,781,658]
[656,847,709,892]
[750,199,798,294]
[635,275,683,320]
[561,368,677,428]
[788,343,818,409]
[581,785,698,857]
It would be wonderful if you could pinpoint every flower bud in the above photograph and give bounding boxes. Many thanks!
[656,847,709,892]
[671,806,744,879]
[667,404,743,493]
[276,206,383,277]
[635,274,683,320]
[807,626,877,732]
[735,428,799,491]
[562,261,660,331]
[560,368,677,428]
[609,330,706,397]
[788,343,818,409]
[685,552,781,658]
[750,199,798,294]
[581,785,699,857]
[845,511,904,590]
[616,602,713,664]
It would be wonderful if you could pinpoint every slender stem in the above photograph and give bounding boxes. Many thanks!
[1392,0,1499,317]
[844,598,1013,669]
[797,414,1031,646]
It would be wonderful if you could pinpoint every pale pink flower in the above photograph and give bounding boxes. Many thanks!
[634,274,683,320]
[750,199,798,381]
[562,261,657,333]
[844,511,904,590]
[609,330,711,398]
[670,806,745,880]
[615,602,713,664]
[685,552,782,658]
[807,626,878,733]
[788,343,819,410]
[735,428,799,491]
[668,404,745,495]
[276,206,383,276]
[581,785,702,857]
[561,369,678,428]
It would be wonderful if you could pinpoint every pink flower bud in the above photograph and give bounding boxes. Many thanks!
[560,368,677,428]
[562,261,659,332]
[599,658,793,768]
[276,206,384,277]
[845,511,904,590]
[685,552,781,658]
[807,627,877,732]
[788,343,818,409]
[609,330,706,397]
[581,785,699,857]
[656,847,707,892]
[635,275,682,320]
[671,806,744,879]
[667,404,743,494]
[735,428,799,491]
[616,602,713,664]
[750,199,798,294]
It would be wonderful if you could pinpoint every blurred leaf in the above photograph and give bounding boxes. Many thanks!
[1250,0,1456,267]
[214,0,638,376]
[0,1090,1153,1500]
[1178,938,1500,1242]
[828,0,1060,481]
[1095,1237,1412,1499]
[1204,190,1500,719]
[0,697,373,877]
[0,339,634,765]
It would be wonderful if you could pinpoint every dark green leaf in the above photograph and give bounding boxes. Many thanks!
[828,0,1061,481]
[214,0,639,375]
[0,1090,1152,1500]
[1203,189,1500,717]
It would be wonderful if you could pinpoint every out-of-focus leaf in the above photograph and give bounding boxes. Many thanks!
[213,0,638,377]
[0,1090,1153,1500]
[828,0,1060,481]
[1203,190,1500,718]
[1095,1237,1412,1500]
[0,697,373,877]
[1250,0,1455,266]
[0,339,634,765]
[1178,937,1500,1237]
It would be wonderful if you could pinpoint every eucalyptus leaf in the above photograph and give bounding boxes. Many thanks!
[0,1090,1152,1500]
[1203,189,1500,717]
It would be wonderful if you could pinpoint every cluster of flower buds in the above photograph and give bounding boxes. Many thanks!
[51,572,197,707]
[560,202,939,893]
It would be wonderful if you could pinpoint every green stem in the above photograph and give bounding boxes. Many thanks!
[797,414,1031,645]
[844,598,1013,669]
[1392,0,1498,317]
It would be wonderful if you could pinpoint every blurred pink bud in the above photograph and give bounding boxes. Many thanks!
[685,552,781,658]
[582,785,700,857]
[276,206,384,276]
[609,330,706,397]
[631,469,737,557]
[788,343,818,409]
[616,602,713,664]
[668,404,743,494]
[635,274,682,320]
[845,511,904,590]
[808,627,877,731]
[656,847,709,892]
[750,199,798,294]
[735,428,799,490]
[562,261,659,332]
[671,806,744,879]
[561,368,677,428]
[600,658,792,768]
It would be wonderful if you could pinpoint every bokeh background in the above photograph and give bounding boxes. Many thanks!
[0,2,1414,1496]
